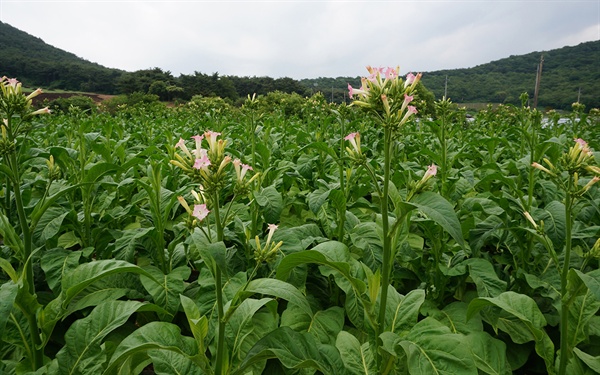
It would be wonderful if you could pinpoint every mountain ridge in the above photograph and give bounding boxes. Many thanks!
[1,21,598,109]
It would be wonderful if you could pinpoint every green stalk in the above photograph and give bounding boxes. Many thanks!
[6,119,43,369]
[338,116,346,242]
[377,126,393,372]
[558,176,574,375]
[212,192,226,375]
[440,110,448,197]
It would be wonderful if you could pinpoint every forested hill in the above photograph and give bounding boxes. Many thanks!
[0,21,124,94]
[1,20,598,110]
[421,40,600,110]
[302,40,600,110]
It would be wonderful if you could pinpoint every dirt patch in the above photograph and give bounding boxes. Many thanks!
[32,92,114,106]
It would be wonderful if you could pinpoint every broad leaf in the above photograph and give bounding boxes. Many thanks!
[235,326,342,375]
[411,191,465,247]
[55,300,144,375]
[336,331,376,375]
[398,318,478,375]
[140,265,191,319]
[104,321,200,375]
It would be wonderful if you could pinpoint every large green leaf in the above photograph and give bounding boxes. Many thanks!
[336,331,376,375]
[235,326,343,375]
[574,348,600,373]
[103,321,201,375]
[467,291,555,374]
[463,258,506,298]
[386,287,425,336]
[254,185,283,223]
[568,290,600,349]
[281,305,345,345]
[112,227,154,262]
[238,278,312,317]
[40,248,81,293]
[411,191,465,247]
[397,318,478,375]
[0,281,18,343]
[148,350,205,375]
[466,332,510,375]
[55,300,143,375]
[140,265,191,319]
[190,235,227,280]
[276,241,366,295]
[569,269,600,301]
[61,259,158,307]
[180,295,209,363]
[227,299,278,373]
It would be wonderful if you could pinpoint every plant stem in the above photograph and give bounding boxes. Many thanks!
[338,115,346,242]
[558,176,573,375]
[377,126,393,372]
[212,192,226,375]
[6,121,43,369]
[214,266,226,375]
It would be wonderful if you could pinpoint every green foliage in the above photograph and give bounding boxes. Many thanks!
[1,77,600,374]
[47,95,98,114]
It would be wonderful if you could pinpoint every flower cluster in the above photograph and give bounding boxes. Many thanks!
[532,138,600,195]
[254,223,283,263]
[171,131,245,194]
[344,132,365,164]
[348,66,422,130]
[0,76,50,118]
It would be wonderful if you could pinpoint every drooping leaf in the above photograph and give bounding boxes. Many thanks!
[467,291,555,374]
[574,348,600,373]
[140,265,191,319]
[235,326,342,375]
[463,258,507,298]
[335,331,376,375]
[238,278,312,317]
[103,321,201,375]
[411,191,465,247]
[62,259,158,307]
[386,287,425,336]
[254,185,283,223]
[55,300,144,375]
[397,318,478,375]
[0,281,18,340]
[41,248,82,293]
[466,332,510,375]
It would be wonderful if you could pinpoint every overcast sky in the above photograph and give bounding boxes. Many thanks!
[1,0,598,79]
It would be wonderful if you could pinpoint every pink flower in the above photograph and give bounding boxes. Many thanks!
[345,132,360,152]
[385,67,398,80]
[193,154,211,170]
[408,105,418,114]
[191,135,205,158]
[348,84,368,99]
[204,130,221,151]
[404,94,414,104]
[175,138,193,160]
[405,73,416,88]
[575,138,587,148]
[192,204,210,221]
[233,158,253,182]
[424,164,437,179]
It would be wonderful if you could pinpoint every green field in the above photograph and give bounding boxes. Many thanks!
[1,72,600,374]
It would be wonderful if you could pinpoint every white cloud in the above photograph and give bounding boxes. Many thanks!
[1,0,598,79]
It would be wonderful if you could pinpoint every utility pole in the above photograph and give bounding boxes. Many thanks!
[444,75,448,99]
[533,54,544,109]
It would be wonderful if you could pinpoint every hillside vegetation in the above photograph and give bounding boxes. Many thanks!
[1,21,598,110]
